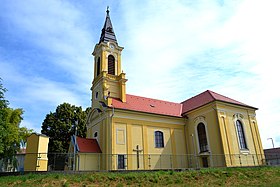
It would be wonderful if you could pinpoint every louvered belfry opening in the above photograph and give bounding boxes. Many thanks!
[108,55,115,75]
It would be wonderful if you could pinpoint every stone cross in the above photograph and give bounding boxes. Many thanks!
[133,145,143,169]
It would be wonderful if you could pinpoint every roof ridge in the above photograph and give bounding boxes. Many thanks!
[76,136,96,140]
[208,90,247,105]
[206,90,216,100]
[180,90,209,104]
[126,93,181,105]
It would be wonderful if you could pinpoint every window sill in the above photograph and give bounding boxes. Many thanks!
[155,147,164,149]
[199,150,210,155]
[240,149,250,154]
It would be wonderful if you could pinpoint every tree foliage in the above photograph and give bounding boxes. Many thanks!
[0,79,33,161]
[18,126,34,148]
[41,103,90,153]
[0,78,9,109]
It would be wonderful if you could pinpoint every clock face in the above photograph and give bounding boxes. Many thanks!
[109,44,114,49]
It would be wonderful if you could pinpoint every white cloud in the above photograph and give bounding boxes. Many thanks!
[2,0,94,89]
[119,0,280,148]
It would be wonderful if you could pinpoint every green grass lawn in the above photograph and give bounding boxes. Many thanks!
[0,166,279,187]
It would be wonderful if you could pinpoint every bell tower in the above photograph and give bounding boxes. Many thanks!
[91,8,127,109]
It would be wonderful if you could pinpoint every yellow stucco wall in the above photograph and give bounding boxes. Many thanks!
[215,102,265,166]
[86,101,265,170]
[87,38,265,171]
[185,101,265,167]
[91,41,126,109]
[185,103,225,168]
[77,153,100,171]
[109,110,186,170]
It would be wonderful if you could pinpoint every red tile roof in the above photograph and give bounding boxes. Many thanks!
[112,94,182,117]
[110,90,257,117]
[76,136,102,153]
[181,90,257,114]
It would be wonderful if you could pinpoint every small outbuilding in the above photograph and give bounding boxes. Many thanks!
[24,133,49,171]
[68,136,102,171]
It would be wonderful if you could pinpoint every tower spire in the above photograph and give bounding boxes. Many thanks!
[99,7,118,44]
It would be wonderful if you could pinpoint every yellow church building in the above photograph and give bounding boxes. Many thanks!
[79,9,265,171]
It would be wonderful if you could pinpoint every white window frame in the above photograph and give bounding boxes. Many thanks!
[117,154,126,170]
[154,130,164,148]
[233,114,249,153]
[194,116,211,154]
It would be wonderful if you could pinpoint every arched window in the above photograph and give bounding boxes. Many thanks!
[108,55,115,75]
[96,57,101,76]
[155,131,164,148]
[236,120,247,149]
[197,123,208,152]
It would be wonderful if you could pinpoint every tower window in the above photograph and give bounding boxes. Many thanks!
[96,57,101,76]
[197,123,208,153]
[94,131,98,138]
[155,131,164,148]
[108,55,115,75]
[236,120,247,149]
[95,92,99,99]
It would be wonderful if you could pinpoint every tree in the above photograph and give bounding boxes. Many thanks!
[0,108,23,155]
[18,126,33,148]
[0,78,9,109]
[0,79,33,171]
[41,103,90,153]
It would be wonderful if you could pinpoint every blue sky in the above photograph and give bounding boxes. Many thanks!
[0,0,279,149]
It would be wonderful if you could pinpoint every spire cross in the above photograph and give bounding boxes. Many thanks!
[106,6,109,15]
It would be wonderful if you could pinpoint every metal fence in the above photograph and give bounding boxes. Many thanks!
[265,154,280,166]
[0,153,278,172]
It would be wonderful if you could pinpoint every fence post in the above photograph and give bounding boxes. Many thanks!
[180,155,183,168]
[170,155,173,169]
[148,154,151,169]
[84,154,86,170]
[189,154,193,168]
[209,154,213,168]
[98,153,100,170]
[195,154,199,169]
[54,153,56,171]
[160,155,162,169]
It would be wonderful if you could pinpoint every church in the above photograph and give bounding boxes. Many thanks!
[71,9,265,171]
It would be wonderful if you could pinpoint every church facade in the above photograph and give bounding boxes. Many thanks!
[85,9,265,171]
